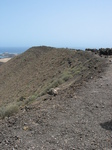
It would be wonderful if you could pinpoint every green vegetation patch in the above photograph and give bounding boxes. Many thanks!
[0,103,19,119]
[24,95,37,105]
[38,65,84,97]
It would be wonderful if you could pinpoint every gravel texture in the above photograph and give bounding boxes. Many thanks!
[0,59,112,150]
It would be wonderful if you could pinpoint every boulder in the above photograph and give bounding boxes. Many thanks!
[48,88,59,96]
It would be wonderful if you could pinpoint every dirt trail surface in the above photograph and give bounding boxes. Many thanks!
[0,59,112,149]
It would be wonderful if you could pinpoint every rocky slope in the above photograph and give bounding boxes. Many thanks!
[0,46,106,108]
[0,46,111,149]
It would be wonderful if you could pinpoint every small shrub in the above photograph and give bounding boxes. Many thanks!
[51,79,63,88]
[71,66,81,74]
[24,95,37,105]
[39,79,63,96]
[60,69,73,81]
[0,103,19,119]
[62,74,72,81]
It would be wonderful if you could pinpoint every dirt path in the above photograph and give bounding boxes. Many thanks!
[0,59,112,150]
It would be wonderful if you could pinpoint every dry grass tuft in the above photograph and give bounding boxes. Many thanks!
[0,103,19,119]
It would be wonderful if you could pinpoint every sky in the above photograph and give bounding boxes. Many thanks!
[0,0,112,49]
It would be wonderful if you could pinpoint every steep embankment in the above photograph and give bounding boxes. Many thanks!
[0,46,106,107]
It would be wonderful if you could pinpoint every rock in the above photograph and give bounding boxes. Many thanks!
[23,126,29,131]
[95,105,99,108]
[19,96,26,101]
[47,88,59,96]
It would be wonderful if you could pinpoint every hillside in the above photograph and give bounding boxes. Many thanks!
[0,46,106,107]
[0,62,3,66]
[0,46,111,149]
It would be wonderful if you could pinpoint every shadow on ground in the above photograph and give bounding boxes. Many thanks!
[100,120,112,131]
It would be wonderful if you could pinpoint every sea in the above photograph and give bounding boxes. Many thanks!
[0,47,29,58]
[0,47,29,54]
[0,46,86,59]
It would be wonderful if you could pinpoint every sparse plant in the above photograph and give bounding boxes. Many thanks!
[24,95,37,105]
[38,78,63,96]
[62,74,72,81]
[0,103,19,119]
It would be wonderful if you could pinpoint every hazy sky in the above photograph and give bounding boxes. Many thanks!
[0,0,112,48]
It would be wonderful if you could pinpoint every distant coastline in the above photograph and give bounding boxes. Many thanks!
[0,47,28,56]
[0,47,29,59]
[0,58,11,63]
[0,52,19,59]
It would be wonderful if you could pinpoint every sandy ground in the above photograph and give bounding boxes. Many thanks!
[0,58,11,63]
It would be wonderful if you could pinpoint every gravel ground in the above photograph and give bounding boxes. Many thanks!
[0,59,112,150]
